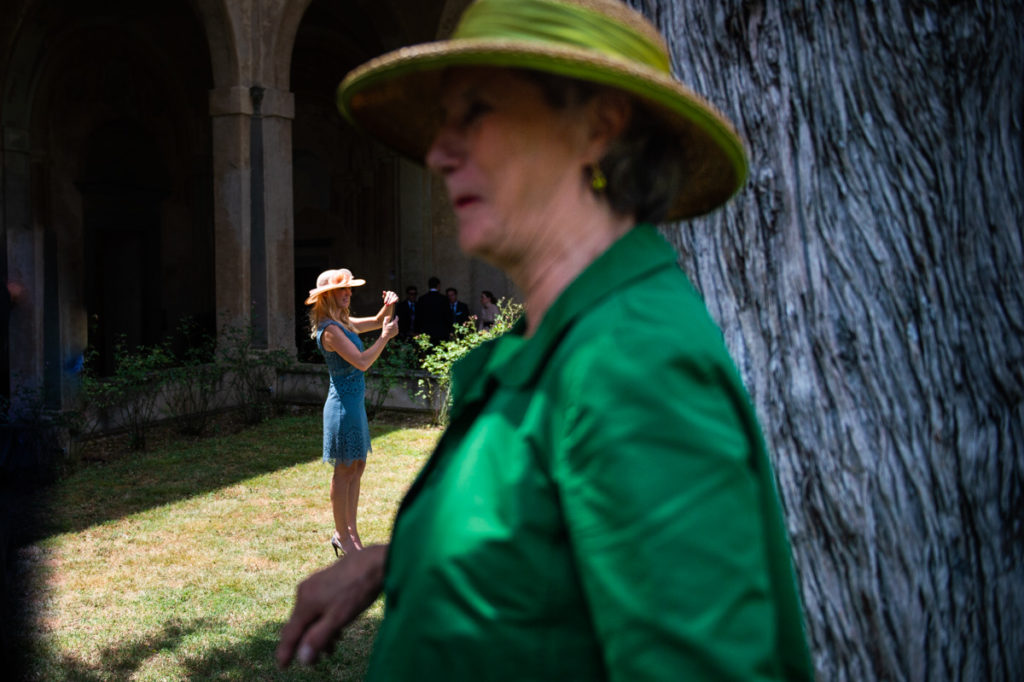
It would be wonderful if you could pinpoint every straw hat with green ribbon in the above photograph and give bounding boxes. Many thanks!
[337,0,747,220]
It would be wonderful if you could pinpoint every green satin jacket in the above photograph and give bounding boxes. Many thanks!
[366,225,813,681]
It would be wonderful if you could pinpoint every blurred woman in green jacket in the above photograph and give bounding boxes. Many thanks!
[278,0,814,679]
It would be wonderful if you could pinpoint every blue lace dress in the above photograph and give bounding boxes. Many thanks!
[316,319,371,465]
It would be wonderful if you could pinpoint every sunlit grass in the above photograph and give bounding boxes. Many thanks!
[22,411,440,681]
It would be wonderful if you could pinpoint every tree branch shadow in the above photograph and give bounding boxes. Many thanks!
[29,413,421,537]
[25,612,383,681]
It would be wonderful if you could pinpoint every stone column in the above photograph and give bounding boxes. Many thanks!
[208,84,296,356]
[2,125,43,400]
[208,86,252,338]
[255,86,296,355]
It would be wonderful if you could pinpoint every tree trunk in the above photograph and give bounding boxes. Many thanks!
[634,1,1024,679]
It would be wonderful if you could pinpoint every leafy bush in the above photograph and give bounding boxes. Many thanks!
[217,323,293,425]
[364,339,419,421]
[70,318,297,448]
[76,340,174,450]
[415,299,524,425]
[164,319,223,436]
[69,365,115,442]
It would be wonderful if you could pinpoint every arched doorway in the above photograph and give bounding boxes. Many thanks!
[2,0,214,396]
[78,122,168,375]
[289,0,462,361]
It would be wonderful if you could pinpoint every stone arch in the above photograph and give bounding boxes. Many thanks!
[2,0,214,401]
[270,0,315,88]
[190,0,243,88]
[190,0,313,90]
[287,0,508,358]
[289,0,432,357]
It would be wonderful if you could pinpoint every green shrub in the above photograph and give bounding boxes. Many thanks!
[76,340,174,450]
[71,319,297,446]
[217,323,293,425]
[69,361,116,441]
[364,339,420,421]
[164,319,223,436]
[415,299,524,425]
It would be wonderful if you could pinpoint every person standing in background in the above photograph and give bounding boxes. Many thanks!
[446,287,470,332]
[477,291,498,331]
[396,285,418,339]
[415,276,450,345]
[305,268,398,557]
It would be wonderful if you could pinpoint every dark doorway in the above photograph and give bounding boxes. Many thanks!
[79,121,167,375]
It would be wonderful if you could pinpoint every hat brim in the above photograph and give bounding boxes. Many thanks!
[338,39,748,220]
[304,279,366,305]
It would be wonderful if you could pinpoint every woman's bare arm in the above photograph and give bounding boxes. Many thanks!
[322,317,398,372]
[351,291,399,333]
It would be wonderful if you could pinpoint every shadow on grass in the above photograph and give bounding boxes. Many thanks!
[27,612,383,681]
[35,412,429,537]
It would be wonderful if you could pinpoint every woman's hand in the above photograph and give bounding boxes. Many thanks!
[382,290,399,306]
[381,314,399,341]
[277,545,388,668]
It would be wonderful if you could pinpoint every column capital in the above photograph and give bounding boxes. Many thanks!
[208,86,294,119]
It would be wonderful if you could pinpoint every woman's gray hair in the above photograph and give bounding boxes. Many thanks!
[523,70,686,224]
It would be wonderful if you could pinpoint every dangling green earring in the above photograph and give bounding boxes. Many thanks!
[590,164,607,192]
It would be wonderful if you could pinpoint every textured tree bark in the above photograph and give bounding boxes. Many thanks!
[631,1,1024,679]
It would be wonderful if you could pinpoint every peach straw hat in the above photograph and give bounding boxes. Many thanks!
[336,0,748,220]
[304,268,366,305]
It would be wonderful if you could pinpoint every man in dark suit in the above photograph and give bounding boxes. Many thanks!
[396,285,418,339]
[416,277,451,345]
[447,288,471,333]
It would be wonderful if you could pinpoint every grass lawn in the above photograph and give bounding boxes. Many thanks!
[19,410,440,681]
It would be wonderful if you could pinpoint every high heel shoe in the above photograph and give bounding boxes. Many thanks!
[330,532,345,557]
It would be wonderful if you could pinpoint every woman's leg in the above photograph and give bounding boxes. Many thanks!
[346,459,366,550]
[330,462,359,554]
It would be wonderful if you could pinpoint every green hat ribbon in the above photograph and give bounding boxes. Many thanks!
[454,0,671,75]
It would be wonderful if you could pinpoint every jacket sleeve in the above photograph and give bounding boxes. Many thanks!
[551,333,797,681]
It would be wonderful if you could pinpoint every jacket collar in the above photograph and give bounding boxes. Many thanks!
[449,224,677,415]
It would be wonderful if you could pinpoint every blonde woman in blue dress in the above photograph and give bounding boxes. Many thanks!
[305,269,399,556]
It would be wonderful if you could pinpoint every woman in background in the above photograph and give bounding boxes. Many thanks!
[477,290,498,330]
[305,268,397,556]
